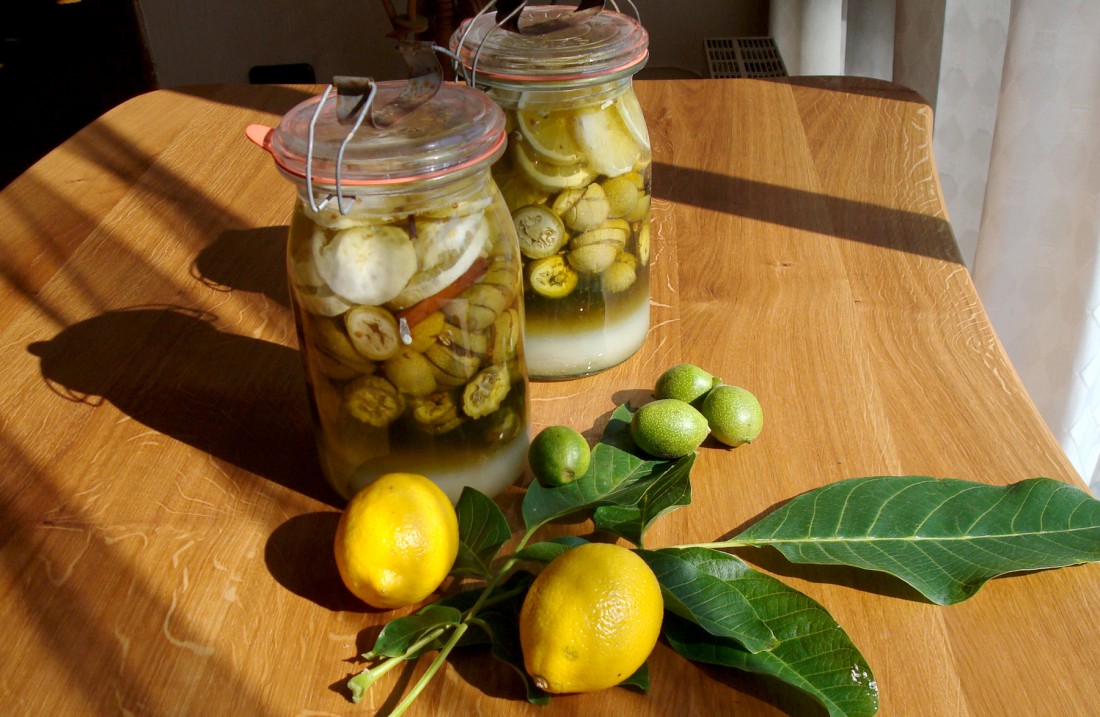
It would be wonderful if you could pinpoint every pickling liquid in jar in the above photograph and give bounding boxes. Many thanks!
[451,6,652,380]
[252,81,529,503]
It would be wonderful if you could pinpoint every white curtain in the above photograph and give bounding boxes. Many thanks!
[971,1,1100,493]
[773,1,1100,494]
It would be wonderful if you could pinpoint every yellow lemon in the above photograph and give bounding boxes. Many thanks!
[519,543,663,694]
[334,473,459,609]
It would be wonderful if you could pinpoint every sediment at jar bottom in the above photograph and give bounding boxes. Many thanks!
[329,427,530,503]
[288,180,530,502]
[523,292,650,380]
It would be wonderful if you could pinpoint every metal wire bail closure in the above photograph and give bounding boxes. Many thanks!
[303,78,381,215]
[450,0,645,88]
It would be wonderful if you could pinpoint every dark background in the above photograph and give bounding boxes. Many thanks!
[1,0,154,188]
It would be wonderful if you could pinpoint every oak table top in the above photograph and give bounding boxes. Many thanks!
[2,78,1098,716]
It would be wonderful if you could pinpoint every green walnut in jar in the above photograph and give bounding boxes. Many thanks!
[250,80,529,503]
[451,5,652,380]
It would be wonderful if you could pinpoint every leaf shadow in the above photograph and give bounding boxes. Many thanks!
[448,646,530,702]
[730,544,929,604]
[689,660,828,717]
[715,497,930,604]
[610,388,652,413]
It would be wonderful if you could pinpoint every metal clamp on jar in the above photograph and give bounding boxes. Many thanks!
[449,2,652,380]
[247,60,529,503]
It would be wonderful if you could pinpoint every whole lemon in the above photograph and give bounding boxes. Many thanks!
[333,473,458,610]
[519,543,664,694]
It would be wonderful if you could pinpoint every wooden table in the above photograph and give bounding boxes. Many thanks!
[2,79,1098,716]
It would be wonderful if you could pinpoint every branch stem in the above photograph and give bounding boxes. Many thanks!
[387,623,469,717]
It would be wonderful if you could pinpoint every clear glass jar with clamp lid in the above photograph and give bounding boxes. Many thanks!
[449,1,652,380]
[247,73,529,503]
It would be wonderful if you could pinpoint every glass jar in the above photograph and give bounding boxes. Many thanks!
[450,5,652,380]
[250,81,529,502]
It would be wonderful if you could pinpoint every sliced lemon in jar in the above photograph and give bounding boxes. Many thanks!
[614,91,651,152]
[512,141,596,193]
[626,191,652,224]
[289,227,355,316]
[513,204,568,259]
[573,107,640,178]
[436,319,490,358]
[516,109,582,166]
[425,341,482,386]
[406,310,445,352]
[314,224,417,306]
[390,213,489,309]
[293,283,355,317]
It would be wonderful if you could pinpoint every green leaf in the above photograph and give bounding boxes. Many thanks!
[513,536,589,563]
[638,548,779,654]
[620,662,650,691]
[653,548,876,717]
[365,605,462,659]
[663,609,879,717]
[521,404,689,532]
[735,476,1100,605]
[453,487,513,578]
[593,454,694,546]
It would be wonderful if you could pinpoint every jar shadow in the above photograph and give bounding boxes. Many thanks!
[26,304,337,506]
[191,225,291,308]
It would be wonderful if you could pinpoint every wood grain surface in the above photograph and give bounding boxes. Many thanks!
[2,79,1097,716]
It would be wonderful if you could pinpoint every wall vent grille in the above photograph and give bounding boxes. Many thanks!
[705,37,788,79]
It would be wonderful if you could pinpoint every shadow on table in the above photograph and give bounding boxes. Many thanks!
[26,304,338,506]
[731,543,928,604]
[651,162,963,264]
[713,501,930,604]
[167,83,316,115]
[191,225,292,309]
[0,432,283,716]
[265,512,371,613]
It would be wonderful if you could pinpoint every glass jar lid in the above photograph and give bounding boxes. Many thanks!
[262,80,506,186]
[451,5,649,84]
